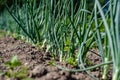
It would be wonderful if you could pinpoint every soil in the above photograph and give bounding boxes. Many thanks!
[0,36,112,80]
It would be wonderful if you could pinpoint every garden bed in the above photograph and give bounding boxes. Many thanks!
[0,36,112,80]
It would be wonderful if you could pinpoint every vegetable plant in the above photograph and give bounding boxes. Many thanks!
[1,0,120,79]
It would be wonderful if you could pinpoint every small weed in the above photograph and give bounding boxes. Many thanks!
[49,60,55,66]
[66,57,77,66]
[2,55,32,80]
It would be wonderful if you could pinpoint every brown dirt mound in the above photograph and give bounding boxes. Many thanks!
[0,36,112,80]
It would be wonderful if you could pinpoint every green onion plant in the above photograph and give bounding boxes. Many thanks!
[2,0,120,79]
[95,0,120,79]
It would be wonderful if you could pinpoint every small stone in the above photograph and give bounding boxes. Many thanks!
[71,73,85,79]
[46,72,60,80]
[31,64,47,77]
[46,66,58,72]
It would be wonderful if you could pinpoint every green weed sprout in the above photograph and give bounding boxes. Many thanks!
[5,55,30,80]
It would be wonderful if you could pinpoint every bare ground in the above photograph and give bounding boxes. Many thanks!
[0,36,112,80]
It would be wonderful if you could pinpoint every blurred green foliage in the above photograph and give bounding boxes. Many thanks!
[0,0,7,5]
